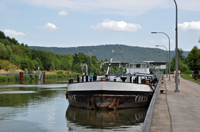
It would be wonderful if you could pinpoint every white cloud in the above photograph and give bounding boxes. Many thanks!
[58,11,68,16]
[179,0,200,11]
[161,39,175,44]
[3,29,26,36]
[19,0,166,16]
[39,23,58,31]
[149,40,156,44]
[7,0,200,16]
[178,21,200,31]
[90,19,141,31]
[27,32,39,38]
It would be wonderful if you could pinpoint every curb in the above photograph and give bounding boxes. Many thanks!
[141,74,163,132]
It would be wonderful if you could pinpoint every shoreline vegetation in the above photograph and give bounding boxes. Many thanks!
[0,70,78,82]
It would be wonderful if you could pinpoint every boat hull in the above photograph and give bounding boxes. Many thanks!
[66,106,147,130]
[66,82,153,110]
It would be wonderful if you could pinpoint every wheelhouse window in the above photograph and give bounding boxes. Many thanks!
[136,64,141,68]
[142,64,145,68]
[130,64,134,68]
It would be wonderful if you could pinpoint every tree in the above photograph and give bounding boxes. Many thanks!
[0,31,6,39]
[0,39,10,46]
[170,56,188,72]
[11,38,18,45]
[5,45,12,59]
[21,58,29,70]
[28,60,36,70]
[178,48,186,63]
[186,46,200,74]
[34,57,43,70]
[41,51,54,71]
[0,42,8,59]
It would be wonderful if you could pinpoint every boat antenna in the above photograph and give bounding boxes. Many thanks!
[106,58,113,75]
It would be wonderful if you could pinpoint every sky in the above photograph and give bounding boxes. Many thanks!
[0,0,200,51]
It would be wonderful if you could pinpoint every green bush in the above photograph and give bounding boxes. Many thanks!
[14,75,20,80]
[182,70,193,74]
[0,75,18,81]
[0,75,7,81]
[57,71,63,74]
[23,75,31,80]
[5,67,9,71]
[30,75,35,80]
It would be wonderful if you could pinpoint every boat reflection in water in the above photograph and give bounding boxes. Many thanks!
[65,106,147,131]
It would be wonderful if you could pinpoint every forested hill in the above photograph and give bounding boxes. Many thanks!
[29,45,189,62]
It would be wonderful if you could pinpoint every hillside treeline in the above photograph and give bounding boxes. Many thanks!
[0,31,113,74]
[29,45,190,62]
[0,30,199,75]
[29,45,171,61]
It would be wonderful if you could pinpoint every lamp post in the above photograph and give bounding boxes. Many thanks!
[174,0,179,92]
[151,32,171,81]
[155,45,168,77]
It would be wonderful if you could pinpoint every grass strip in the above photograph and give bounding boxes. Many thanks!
[181,74,200,84]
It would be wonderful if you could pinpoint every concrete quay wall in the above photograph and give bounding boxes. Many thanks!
[142,75,200,132]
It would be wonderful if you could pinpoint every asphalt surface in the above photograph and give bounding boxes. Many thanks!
[150,75,200,132]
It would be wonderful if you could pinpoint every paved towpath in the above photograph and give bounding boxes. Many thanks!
[150,75,200,132]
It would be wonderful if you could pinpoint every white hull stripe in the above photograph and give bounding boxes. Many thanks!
[68,82,153,92]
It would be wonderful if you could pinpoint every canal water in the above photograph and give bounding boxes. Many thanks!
[0,79,148,132]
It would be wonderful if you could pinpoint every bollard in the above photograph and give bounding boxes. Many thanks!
[77,74,80,83]
[82,76,84,82]
[105,75,108,81]
[69,78,74,84]
[90,78,92,82]
[134,78,136,83]
[20,72,23,84]
[114,79,116,82]
[86,75,88,82]
[130,76,132,83]
[141,79,145,84]
[93,75,97,81]
[135,76,138,83]
[160,89,164,94]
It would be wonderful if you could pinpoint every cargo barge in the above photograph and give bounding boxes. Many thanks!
[66,60,158,110]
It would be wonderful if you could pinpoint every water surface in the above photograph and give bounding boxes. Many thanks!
[0,79,147,132]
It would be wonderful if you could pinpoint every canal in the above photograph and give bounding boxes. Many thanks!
[0,79,148,132]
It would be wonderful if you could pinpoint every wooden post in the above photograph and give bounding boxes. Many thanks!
[42,72,45,84]
[42,72,45,80]
[20,72,23,84]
